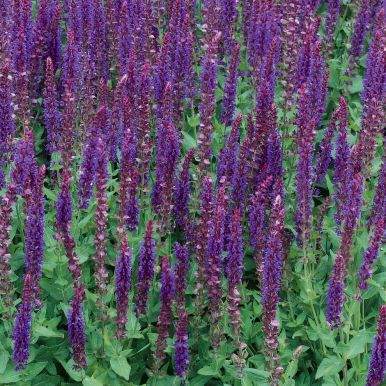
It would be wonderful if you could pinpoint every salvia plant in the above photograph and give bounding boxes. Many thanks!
[0,1,384,385]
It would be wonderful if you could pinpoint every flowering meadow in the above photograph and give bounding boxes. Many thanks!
[0,0,385,385]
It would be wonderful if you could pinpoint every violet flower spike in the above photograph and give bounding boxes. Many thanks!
[226,208,244,344]
[366,304,386,386]
[115,236,132,339]
[357,218,385,293]
[174,149,195,234]
[206,187,227,350]
[153,256,175,372]
[135,221,156,317]
[217,114,242,189]
[13,273,33,370]
[368,155,386,230]
[67,285,87,368]
[174,243,190,311]
[221,43,240,127]
[174,309,189,379]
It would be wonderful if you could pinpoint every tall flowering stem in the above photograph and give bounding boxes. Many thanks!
[175,243,189,311]
[324,0,340,53]
[115,236,132,339]
[197,32,221,178]
[174,309,189,379]
[153,256,175,373]
[248,176,272,282]
[194,175,214,308]
[135,221,156,317]
[262,186,285,385]
[226,208,243,346]
[24,165,46,308]
[67,285,87,368]
[217,114,242,189]
[366,304,386,386]
[174,149,195,235]
[43,57,60,154]
[326,251,345,329]
[206,187,227,350]
[368,155,385,230]
[221,44,240,127]
[0,183,17,308]
[351,11,385,174]
[13,273,33,370]
[357,218,385,294]
[93,137,110,317]
[333,98,350,227]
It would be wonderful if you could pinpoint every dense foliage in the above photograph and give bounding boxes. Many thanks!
[0,0,385,385]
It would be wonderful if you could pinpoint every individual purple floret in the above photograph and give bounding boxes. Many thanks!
[221,44,240,127]
[135,221,156,317]
[115,236,132,339]
[357,218,385,293]
[154,256,175,372]
[174,309,189,379]
[366,304,386,386]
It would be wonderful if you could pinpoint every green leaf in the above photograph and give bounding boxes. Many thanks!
[23,362,48,381]
[346,331,373,359]
[83,376,104,386]
[197,365,219,376]
[0,367,21,383]
[110,356,131,381]
[0,349,9,374]
[33,326,64,338]
[315,357,345,379]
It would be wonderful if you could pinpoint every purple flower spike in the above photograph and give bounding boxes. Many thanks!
[368,155,386,230]
[366,304,386,386]
[24,165,46,308]
[221,43,240,127]
[197,32,221,177]
[135,221,156,317]
[13,273,33,370]
[175,243,190,311]
[174,149,195,234]
[44,57,61,154]
[206,187,227,349]
[262,184,285,383]
[0,61,15,188]
[195,175,214,301]
[314,100,339,187]
[68,285,87,368]
[357,218,385,292]
[174,309,189,378]
[93,138,110,306]
[324,0,340,52]
[115,236,132,339]
[326,251,345,329]
[217,114,242,188]
[226,208,243,343]
[154,256,175,372]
